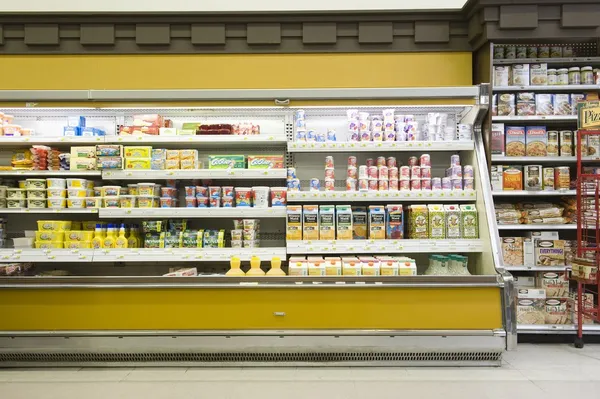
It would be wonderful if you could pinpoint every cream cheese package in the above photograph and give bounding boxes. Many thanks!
[247,155,284,169]
[208,155,246,169]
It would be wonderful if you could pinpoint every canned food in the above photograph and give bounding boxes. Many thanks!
[367,166,378,179]
[389,179,398,191]
[560,131,573,156]
[463,179,474,190]
[399,180,410,191]
[411,179,421,190]
[422,179,432,190]
[346,178,357,191]
[376,157,386,167]
[368,179,378,191]
[588,135,600,157]
[543,168,555,191]
[407,156,418,167]
[287,168,297,180]
[452,178,463,190]
[442,177,452,190]
[547,131,559,156]
[325,156,335,168]
[358,179,369,191]
[310,178,321,191]
[432,177,442,190]
[325,178,335,191]
[463,165,474,179]
[386,157,397,168]
[420,154,431,167]
[287,178,301,191]
[410,166,421,179]
[365,158,374,167]
[378,180,389,191]
[358,165,368,179]
[378,166,389,180]
[420,166,432,179]
[347,166,357,179]
[524,165,542,191]
[451,154,460,167]
[554,167,570,190]
[347,156,357,167]
[325,168,335,179]
[399,166,410,179]
[389,167,399,180]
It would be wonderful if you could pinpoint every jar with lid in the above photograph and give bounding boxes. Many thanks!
[547,69,557,85]
[557,68,569,85]
[581,66,594,85]
[568,67,581,85]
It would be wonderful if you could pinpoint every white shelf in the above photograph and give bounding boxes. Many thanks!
[0,248,287,263]
[517,324,600,335]
[286,239,483,254]
[497,224,577,230]
[0,170,101,177]
[0,136,104,146]
[102,169,287,180]
[104,135,286,146]
[491,155,577,163]
[505,265,569,272]
[494,84,600,92]
[493,190,575,196]
[98,207,286,218]
[0,208,98,214]
[288,190,477,202]
[287,141,474,152]
[491,115,577,122]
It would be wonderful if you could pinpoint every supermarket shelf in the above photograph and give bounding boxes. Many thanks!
[493,57,600,66]
[504,265,569,272]
[492,190,575,196]
[102,169,287,180]
[0,208,98,214]
[494,84,600,92]
[497,224,577,230]
[286,239,483,254]
[0,248,287,263]
[287,141,474,152]
[104,135,286,146]
[98,207,286,218]
[491,115,577,122]
[0,170,101,177]
[0,136,104,146]
[491,155,577,163]
[288,190,477,202]
[517,324,600,335]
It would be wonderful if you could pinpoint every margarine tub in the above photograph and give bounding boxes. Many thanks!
[127,184,139,195]
[47,188,67,198]
[101,186,120,197]
[85,197,102,208]
[47,198,67,209]
[137,183,156,196]
[35,241,64,249]
[103,197,120,208]
[6,188,26,199]
[67,188,86,198]
[66,178,87,189]
[37,220,72,232]
[46,178,66,189]
[27,189,47,199]
[64,241,92,249]
[67,198,85,209]
[27,198,46,209]
[65,231,94,241]
[138,195,158,208]
[119,195,136,208]
[36,231,65,242]
[25,179,46,189]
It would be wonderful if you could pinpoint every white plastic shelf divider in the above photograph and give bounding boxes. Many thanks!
[491,155,577,163]
[494,84,600,92]
[99,207,286,218]
[497,224,577,230]
[517,324,600,335]
[0,137,104,146]
[0,208,99,214]
[504,265,570,272]
[0,248,287,263]
[491,115,578,122]
[0,170,101,177]
[287,141,474,152]
[492,190,576,196]
[286,239,483,254]
[102,169,287,180]
[288,190,477,202]
[104,135,286,145]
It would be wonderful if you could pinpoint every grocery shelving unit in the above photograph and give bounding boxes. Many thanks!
[0,85,513,367]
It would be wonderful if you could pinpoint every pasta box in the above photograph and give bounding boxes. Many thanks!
[525,126,547,157]
[505,126,525,157]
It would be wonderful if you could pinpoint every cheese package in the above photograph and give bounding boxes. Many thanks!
[336,205,353,240]
[247,155,284,169]
[352,206,367,239]
[302,205,319,240]
[368,206,386,239]
[319,205,336,240]
[286,205,303,240]
[385,204,404,239]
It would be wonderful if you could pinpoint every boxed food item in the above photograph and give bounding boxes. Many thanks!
[124,158,151,170]
[444,204,461,239]
[516,92,536,116]
[124,146,152,158]
[336,205,353,240]
[398,258,417,276]
[342,258,362,276]
[503,165,523,190]
[247,155,284,169]
[505,126,526,156]
[208,155,246,169]
[319,205,336,240]
[302,205,319,240]
[460,205,479,239]
[491,123,505,155]
[502,237,523,266]
[525,126,547,156]
[530,63,548,85]
[493,66,511,86]
[408,205,429,239]
[352,206,367,240]
[514,275,535,288]
[70,146,96,158]
[428,204,446,239]
[288,258,308,276]
[324,257,342,276]
[385,204,404,239]
[535,94,554,115]
[545,298,569,324]
[97,156,123,170]
[523,237,534,266]
[524,165,542,191]
[537,272,569,298]
[517,288,546,325]
[96,145,122,157]
[132,114,163,127]
[498,93,516,116]
[568,291,594,324]
[535,240,565,266]
[286,205,302,240]
[70,158,97,171]
[368,206,386,239]
[308,258,326,276]
[571,94,586,116]
[179,149,198,161]
[512,64,530,86]
[491,165,504,191]
[553,94,572,116]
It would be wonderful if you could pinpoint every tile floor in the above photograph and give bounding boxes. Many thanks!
[1,344,600,398]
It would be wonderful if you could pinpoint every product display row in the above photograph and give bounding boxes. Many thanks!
[495,199,575,226]
[501,231,576,267]
[491,165,572,192]
[494,63,600,87]
[517,284,593,326]
[491,125,576,157]
[493,93,586,117]
[494,45,578,60]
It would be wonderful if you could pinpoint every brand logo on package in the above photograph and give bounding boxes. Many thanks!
[578,102,600,130]
[249,158,273,167]
[210,158,233,166]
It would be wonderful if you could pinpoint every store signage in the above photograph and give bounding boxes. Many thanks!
[578,101,600,130]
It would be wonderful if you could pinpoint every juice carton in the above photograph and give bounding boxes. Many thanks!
[319,205,336,240]
[324,257,342,275]
[342,258,362,276]
[288,257,308,276]
[398,258,417,276]
[368,206,386,239]
[380,259,399,276]
[308,258,326,276]
[361,259,381,276]
[428,204,446,239]
[385,204,404,239]
[302,205,319,240]
[444,204,461,239]
[286,205,303,240]
[352,206,368,239]
[460,205,479,239]
[336,205,353,240]
[408,205,429,238]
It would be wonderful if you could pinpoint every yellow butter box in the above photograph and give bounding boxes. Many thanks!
[124,146,152,158]
[124,158,151,170]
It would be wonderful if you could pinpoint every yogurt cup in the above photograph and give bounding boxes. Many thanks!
[138,183,156,196]
[119,195,136,208]
[67,188,87,198]
[161,187,177,198]
[138,195,157,208]
[48,198,67,209]
[160,197,176,208]
[46,178,66,189]
[252,186,270,208]
[27,189,47,199]
[25,179,46,189]
[103,196,120,208]
[128,184,139,195]
[101,186,121,197]
[67,178,87,189]
[67,198,86,209]
[185,197,197,208]
[235,187,252,207]
[84,197,102,208]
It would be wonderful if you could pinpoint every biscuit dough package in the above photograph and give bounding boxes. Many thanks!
[302,205,319,240]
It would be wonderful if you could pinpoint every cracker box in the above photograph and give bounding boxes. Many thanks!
[302,205,319,240]
[525,126,547,156]
[493,66,511,86]
[491,165,504,191]
[523,237,535,266]
[516,92,536,116]
[385,204,404,239]
[286,205,302,240]
[517,288,546,325]
[545,298,569,324]
[444,204,461,239]
[460,205,479,239]
[537,272,569,298]
[530,63,548,85]
[319,205,336,240]
[491,123,505,155]
[535,239,565,266]
[498,93,516,116]
[502,237,523,266]
[336,205,353,240]
[247,155,284,169]
[505,126,526,156]
[512,64,530,86]
[553,94,572,116]
[352,206,368,240]
[208,155,246,169]
[368,206,386,239]
[514,275,536,288]
[428,204,446,239]
[408,205,429,239]
[535,93,554,116]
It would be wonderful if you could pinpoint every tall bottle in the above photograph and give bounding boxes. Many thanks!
[266,256,286,276]
[103,223,117,249]
[246,255,265,276]
[127,224,140,248]
[226,256,245,276]
[115,224,128,249]
[91,224,104,249]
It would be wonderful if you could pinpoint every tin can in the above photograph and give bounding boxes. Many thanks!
[358,165,368,179]
[367,166,378,179]
[347,166,357,179]
[442,177,452,190]
[378,166,389,180]
[287,178,301,191]
[378,180,389,191]
[421,179,432,190]
[287,168,297,180]
[451,154,460,167]
[325,178,335,191]
[399,166,410,180]
[295,130,306,141]
[420,154,431,167]
[542,167,555,191]
[452,178,463,190]
[366,158,375,167]
[432,177,442,190]
[554,166,570,190]
[325,168,335,179]
[310,178,321,191]
[463,178,474,190]
[346,178,357,191]
[410,166,421,179]
[420,166,432,179]
[376,156,386,167]
[547,131,559,156]
[347,156,357,167]
[306,130,316,142]
[411,179,421,190]
[389,167,399,180]
[368,179,378,191]
[524,165,542,191]
[358,179,369,191]
[407,156,418,167]
[325,156,335,168]
[386,157,397,168]
[316,132,326,142]
[463,165,474,179]
[399,179,410,191]
[389,179,398,191]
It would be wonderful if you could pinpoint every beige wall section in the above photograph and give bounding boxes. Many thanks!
[0,53,472,90]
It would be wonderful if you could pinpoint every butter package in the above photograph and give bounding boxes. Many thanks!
[352,206,367,239]
[179,149,199,161]
[71,146,96,158]
[159,127,177,136]
[180,159,197,170]
[124,146,152,158]
[166,150,180,160]
[166,159,180,170]
[151,159,166,170]
[302,205,319,240]
[319,205,336,240]
[124,158,151,170]
[385,204,403,239]
[208,155,246,169]
[286,205,303,241]
[96,144,122,157]
[324,257,342,276]
[95,157,122,170]
[368,206,386,239]
[336,205,353,240]
[152,149,167,160]
[247,155,285,169]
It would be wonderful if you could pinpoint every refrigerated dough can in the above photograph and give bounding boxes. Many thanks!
[554,167,570,190]
[542,167,555,191]
[524,165,542,191]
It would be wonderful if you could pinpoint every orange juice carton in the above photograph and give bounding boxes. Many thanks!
[352,206,368,239]
[324,257,342,275]
[385,204,404,239]
[398,257,417,276]
[444,204,462,239]
[319,205,336,240]
[336,205,353,240]
[380,258,399,276]
[428,204,446,239]
[288,257,308,276]
[302,205,319,240]
[286,205,303,240]
[342,258,362,276]
[361,259,381,276]
[308,258,326,276]
[368,206,386,239]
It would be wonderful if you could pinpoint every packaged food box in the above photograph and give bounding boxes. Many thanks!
[493,66,511,86]
[97,156,123,170]
[132,114,163,127]
[336,205,353,240]
[302,205,319,240]
[503,165,523,190]
[512,64,530,86]
[70,157,97,171]
[408,205,429,239]
[385,204,404,239]
[460,205,479,239]
[535,240,565,266]
[159,127,177,136]
[247,155,284,169]
[491,165,504,191]
[208,155,246,169]
[491,123,505,155]
[124,146,152,158]
[568,292,594,324]
[68,116,86,127]
[545,298,569,324]
[530,63,548,85]
[368,206,386,239]
[179,149,198,161]
[71,146,96,158]
[514,276,536,288]
[498,93,516,116]
[525,126,547,156]
[535,94,554,115]
[352,206,367,240]
[428,204,446,239]
[166,150,180,160]
[524,165,542,191]
[444,204,461,239]
[505,126,525,156]
[571,94,586,116]
[96,145,122,157]
[517,288,546,325]
[319,205,335,240]
[286,205,302,240]
[516,92,536,116]
[537,272,569,298]
[502,237,523,266]
[553,94,572,116]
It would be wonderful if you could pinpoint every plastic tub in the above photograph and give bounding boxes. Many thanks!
[160,187,177,198]
[35,241,64,249]
[46,178,66,189]
[119,195,136,208]
[12,237,34,248]
[27,189,46,199]
[6,188,26,199]
[66,178,87,189]
[25,179,46,189]
[27,198,46,209]
[47,188,67,198]
[84,197,101,208]
[137,183,156,196]
[127,184,139,196]
[47,198,67,209]
[252,186,270,208]
[93,187,102,197]
[101,186,120,197]
[103,197,120,208]
[85,180,95,190]
[160,197,176,208]
[67,188,87,198]
[137,195,157,208]
[7,199,26,208]
[35,231,65,242]
[65,231,94,241]
[37,220,72,231]
[64,241,92,249]
[67,198,86,209]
